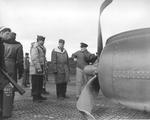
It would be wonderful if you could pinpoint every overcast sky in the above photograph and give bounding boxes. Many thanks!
[0,0,150,60]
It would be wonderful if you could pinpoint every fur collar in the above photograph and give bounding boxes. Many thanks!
[53,47,66,53]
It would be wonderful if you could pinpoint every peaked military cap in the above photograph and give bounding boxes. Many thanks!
[80,42,88,48]
[37,35,45,41]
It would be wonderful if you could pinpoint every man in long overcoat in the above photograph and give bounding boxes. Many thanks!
[3,32,24,82]
[51,39,70,99]
[3,32,24,103]
[30,35,47,102]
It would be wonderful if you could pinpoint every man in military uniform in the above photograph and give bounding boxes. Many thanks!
[72,42,97,99]
[22,53,30,87]
[30,35,47,102]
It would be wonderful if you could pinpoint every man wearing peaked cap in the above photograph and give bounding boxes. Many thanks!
[36,35,49,94]
[72,42,97,99]
[30,35,48,102]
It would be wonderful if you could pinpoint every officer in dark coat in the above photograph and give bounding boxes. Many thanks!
[72,42,97,99]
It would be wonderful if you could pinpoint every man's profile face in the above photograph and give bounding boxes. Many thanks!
[0,31,10,40]
[10,32,16,40]
[38,40,45,46]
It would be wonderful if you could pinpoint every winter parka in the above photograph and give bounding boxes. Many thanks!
[30,42,46,75]
[51,47,70,84]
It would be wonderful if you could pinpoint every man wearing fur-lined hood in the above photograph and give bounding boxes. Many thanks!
[51,39,70,100]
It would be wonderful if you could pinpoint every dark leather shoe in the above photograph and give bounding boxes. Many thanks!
[57,97,64,100]
[33,99,42,103]
[64,95,70,99]
[42,91,50,95]
[38,96,47,100]
[33,96,42,103]
[42,88,50,95]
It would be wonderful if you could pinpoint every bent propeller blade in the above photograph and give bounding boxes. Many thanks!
[76,75,99,120]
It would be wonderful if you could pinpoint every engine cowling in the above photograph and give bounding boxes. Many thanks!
[99,28,150,111]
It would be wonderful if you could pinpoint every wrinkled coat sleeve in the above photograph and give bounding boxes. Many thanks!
[0,40,8,90]
[31,46,42,71]
[51,50,57,73]
[84,50,97,64]
[16,44,24,78]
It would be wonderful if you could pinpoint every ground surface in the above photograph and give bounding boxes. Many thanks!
[5,75,150,120]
